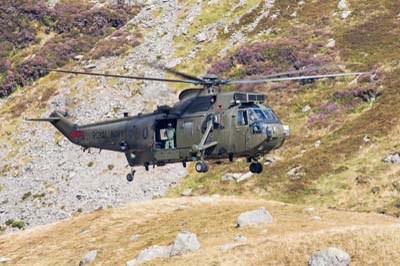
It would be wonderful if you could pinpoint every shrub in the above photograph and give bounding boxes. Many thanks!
[11,220,25,229]
[22,191,32,201]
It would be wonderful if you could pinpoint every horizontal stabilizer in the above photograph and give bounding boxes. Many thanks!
[25,117,61,122]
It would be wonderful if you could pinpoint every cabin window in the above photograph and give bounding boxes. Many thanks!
[143,127,148,139]
[237,110,248,126]
[183,121,193,136]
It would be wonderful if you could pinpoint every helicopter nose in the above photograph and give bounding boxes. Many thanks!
[282,124,290,137]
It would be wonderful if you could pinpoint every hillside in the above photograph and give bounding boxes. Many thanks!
[167,0,400,217]
[0,0,400,263]
[0,197,399,266]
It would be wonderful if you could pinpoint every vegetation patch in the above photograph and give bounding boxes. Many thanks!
[0,0,141,97]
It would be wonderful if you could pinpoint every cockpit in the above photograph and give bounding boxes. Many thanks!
[237,104,281,135]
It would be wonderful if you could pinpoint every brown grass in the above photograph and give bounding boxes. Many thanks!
[0,197,399,266]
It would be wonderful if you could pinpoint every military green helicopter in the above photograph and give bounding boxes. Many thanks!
[27,65,368,181]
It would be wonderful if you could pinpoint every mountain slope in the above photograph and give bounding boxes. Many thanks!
[0,197,399,266]
[168,0,400,216]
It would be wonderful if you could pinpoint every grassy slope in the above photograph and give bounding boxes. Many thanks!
[0,197,399,266]
[169,0,400,216]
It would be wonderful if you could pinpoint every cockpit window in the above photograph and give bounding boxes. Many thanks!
[248,109,267,123]
[262,108,280,123]
[238,104,280,123]
[237,110,248,126]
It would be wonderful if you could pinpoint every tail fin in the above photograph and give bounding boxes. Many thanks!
[26,111,80,143]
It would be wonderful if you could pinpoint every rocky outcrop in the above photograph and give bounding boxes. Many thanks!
[237,207,273,227]
[308,247,350,266]
[170,231,200,256]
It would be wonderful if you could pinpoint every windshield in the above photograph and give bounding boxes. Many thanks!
[248,109,267,123]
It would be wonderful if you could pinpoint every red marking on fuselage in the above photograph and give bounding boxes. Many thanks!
[70,131,85,138]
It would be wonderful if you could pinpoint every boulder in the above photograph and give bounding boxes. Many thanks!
[384,152,400,163]
[221,172,253,183]
[327,39,336,48]
[83,64,96,69]
[180,188,192,197]
[126,259,136,266]
[194,32,207,43]
[314,140,321,148]
[301,104,311,113]
[234,235,247,242]
[338,0,348,10]
[73,55,84,61]
[237,207,273,227]
[220,243,239,252]
[170,231,200,256]
[130,234,141,241]
[341,10,352,19]
[79,250,97,266]
[308,247,350,266]
[137,245,172,262]
[0,258,10,263]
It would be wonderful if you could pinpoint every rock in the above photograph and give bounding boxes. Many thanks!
[170,231,200,256]
[338,0,348,10]
[221,172,253,183]
[308,247,350,266]
[371,186,380,194]
[237,207,273,227]
[234,235,247,242]
[220,243,239,252]
[290,11,297,17]
[314,140,321,148]
[194,32,207,43]
[304,207,315,212]
[264,157,280,165]
[287,165,304,180]
[180,188,192,196]
[83,64,96,69]
[302,104,311,113]
[259,229,268,235]
[198,196,212,203]
[137,245,172,262]
[126,259,137,266]
[235,172,253,183]
[341,10,352,19]
[312,216,322,221]
[79,250,97,266]
[327,39,336,48]
[73,55,84,61]
[130,234,141,241]
[355,176,370,185]
[384,152,400,163]
[392,181,400,192]
[0,258,10,263]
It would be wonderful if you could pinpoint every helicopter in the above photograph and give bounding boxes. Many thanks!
[27,65,369,182]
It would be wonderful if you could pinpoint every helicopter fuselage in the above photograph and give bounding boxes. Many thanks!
[46,90,289,173]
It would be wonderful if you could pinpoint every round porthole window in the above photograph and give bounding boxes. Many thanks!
[143,127,148,139]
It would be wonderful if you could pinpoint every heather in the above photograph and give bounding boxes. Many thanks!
[0,0,141,97]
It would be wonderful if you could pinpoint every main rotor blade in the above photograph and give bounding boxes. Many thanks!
[225,72,370,84]
[149,63,205,83]
[31,68,202,84]
[257,64,350,79]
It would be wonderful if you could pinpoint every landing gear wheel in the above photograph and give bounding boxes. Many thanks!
[249,162,263,174]
[195,161,209,173]
[256,162,263,174]
[126,169,136,182]
[126,173,134,182]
